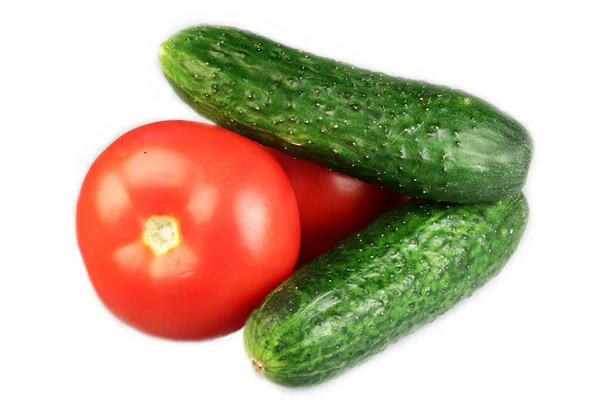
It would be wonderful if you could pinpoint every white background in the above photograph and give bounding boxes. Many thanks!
[1,1,598,399]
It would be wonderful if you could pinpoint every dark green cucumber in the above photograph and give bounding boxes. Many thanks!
[244,193,528,386]
[160,26,532,203]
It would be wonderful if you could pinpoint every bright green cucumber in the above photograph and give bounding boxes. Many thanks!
[244,193,528,386]
[160,26,532,203]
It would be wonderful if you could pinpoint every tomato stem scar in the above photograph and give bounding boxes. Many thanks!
[142,215,180,255]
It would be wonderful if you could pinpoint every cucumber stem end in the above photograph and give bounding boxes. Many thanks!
[251,358,265,374]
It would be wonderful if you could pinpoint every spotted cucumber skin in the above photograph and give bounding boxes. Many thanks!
[160,26,532,203]
[244,193,528,386]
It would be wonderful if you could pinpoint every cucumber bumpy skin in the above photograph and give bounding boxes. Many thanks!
[160,26,532,203]
[244,193,528,387]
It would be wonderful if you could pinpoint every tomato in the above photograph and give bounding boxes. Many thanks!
[265,148,409,265]
[76,121,300,340]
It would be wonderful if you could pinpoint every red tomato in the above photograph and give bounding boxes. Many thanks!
[265,148,409,265]
[76,121,300,340]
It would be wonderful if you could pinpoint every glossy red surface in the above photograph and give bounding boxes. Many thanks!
[77,121,300,339]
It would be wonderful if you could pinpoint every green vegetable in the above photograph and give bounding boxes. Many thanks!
[244,193,528,386]
[160,26,532,203]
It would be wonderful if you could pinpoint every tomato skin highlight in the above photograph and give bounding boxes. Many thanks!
[76,121,300,340]
[265,148,409,266]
